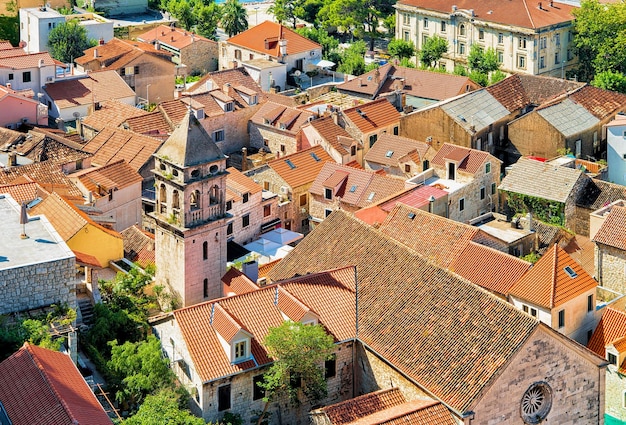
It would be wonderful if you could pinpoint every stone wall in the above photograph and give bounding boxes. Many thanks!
[400,107,471,152]
[565,175,591,232]
[181,40,219,75]
[605,367,626,422]
[123,54,175,103]
[0,257,76,315]
[200,104,261,155]
[249,124,299,157]
[597,244,626,294]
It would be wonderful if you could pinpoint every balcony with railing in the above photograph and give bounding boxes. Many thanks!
[184,204,225,227]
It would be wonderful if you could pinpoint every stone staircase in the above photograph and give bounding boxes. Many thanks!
[77,297,95,327]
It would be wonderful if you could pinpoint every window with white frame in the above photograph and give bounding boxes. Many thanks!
[459,24,466,37]
[234,340,248,361]
[518,37,527,49]
[555,33,560,46]
[497,50,504,63]
[459,43,466,55]
[498,33,504,44]
[478,29,484,40]
[324,188,332,200]
[518,54,526,69]
[403,31,410,42]
[555,51,560,65]
[423,17,429,28]
[402,13,410,25]
[440,21,446,32]
[540,56,545,69]
[540,36,547,49]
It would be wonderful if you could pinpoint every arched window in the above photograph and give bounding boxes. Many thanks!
[210,185,220,205]
[459,24,466,36]
[172,190,180,209]
[190,190,200,210]
[159,184,167,203]
[203,241,208,260]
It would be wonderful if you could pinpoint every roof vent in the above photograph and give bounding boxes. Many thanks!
[385,150,394,158]
[564,266,578,278]
[357,108,367,117]
[310,152,321,162]
[367,192,375,201]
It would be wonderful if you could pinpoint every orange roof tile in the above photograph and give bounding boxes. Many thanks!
[250,101,316,135]
[222,267,259,296]
[0,162,83,200]
[353,205,389,226]
[588,305,626,357]
[73,250,102,268]
[321,388,407,424]
[276,286,317,322]
[227,167,262,195]
[73,160,142,198]
[120,224,155,267]
[369,401,456,425]
[81,100,148,132]
[568,85,626,120]
[0,343,112,425]
[365,134,431,167]
[431,143,498,174]
[125,110,173,137]
[76,37,172,67]
[82,127,163,171]
[593,206,626,251]
[307,116,357,155]
[137,25,214,50]
[267,145,333,189]
[44,70,135,109]
[343,99,400,134]
[396,0,577,30]
[0,51,56,70]
[0,181,42,204]
[509,244,597,308]
[227,21,320,57]
[258,259,280,279]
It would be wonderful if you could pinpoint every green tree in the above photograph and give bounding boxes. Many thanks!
[295,26,339,58]
[468,70,488,87]
[337,40,367,75]
[387,38,415,60]
[48,20,96,63]
[592,70,626,94]
[196,3,222,40]
[418,35,448,68]
[467,45,499,74]
[124,391,204,425]
[489,69,507,86]
[318,0,363,38]
[383,13,395,36]
[108,336,175,408]
[268,0,296,27]
[256,321,334,425]
[293,0,324,25]
[221,0,248,37]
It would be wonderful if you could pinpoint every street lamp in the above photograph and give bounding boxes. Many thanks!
[254,6,259,25]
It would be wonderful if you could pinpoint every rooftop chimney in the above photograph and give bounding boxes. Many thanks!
[7,152,17,166]
[99,37,105,45]
[38,58,44,68]
[223,82,231,96]
[241,147,248,172]
[6,82,11,90]
[278,38,287,57]
[93,48,98,58]
[242,260,258,282]
[155,40,161,50]
[538,1,543,9]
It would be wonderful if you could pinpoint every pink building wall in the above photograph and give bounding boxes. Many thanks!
[0,94,47,127]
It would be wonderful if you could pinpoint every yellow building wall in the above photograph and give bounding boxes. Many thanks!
[68,223,123,268]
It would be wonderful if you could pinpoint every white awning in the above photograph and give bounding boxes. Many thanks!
[311,59,335,68]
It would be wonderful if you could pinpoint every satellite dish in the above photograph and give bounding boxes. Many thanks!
[294,70,301,76]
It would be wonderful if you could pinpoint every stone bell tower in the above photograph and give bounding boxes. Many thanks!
[152,111,228,307]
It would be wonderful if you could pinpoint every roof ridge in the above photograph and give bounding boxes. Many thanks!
[522,0,535,28]
[550,243,558,308]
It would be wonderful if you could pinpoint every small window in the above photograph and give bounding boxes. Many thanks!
[22,71,31,83]
[203,241,208,260]
[367,192,375,201]
[214,129,225,142]
[226,200,233,211]
[350,145,356,156]
[324,209,333,218]
[539,56,545,69]
[405,164,411,173]
[459,198,465,211]
[491,182,496,195]
[8,73,13,80]
[243,193,249,203]
[558,310,565,328]
[402,12,410,25]
[459,24,466,36]
[517,55,526,69]
[555,33,560,46]
[235,49,242,60]
[324,188,332,200]
[497,50,504,63]
[234,340,247,360]
[564,266,578,278]
[325,354,336,379]
[403,31,410,42]
[441,21,446,32]
[263,181,270,191]
[423,17,429,28]
[423,160,429,170]
[300,193,307,206]
[242,214,250,228]
[218,385,231,411]
[227,222,233,235]
[530,308,537,317]
[369,134,377,147]
[523,305,529,313]
[108,189,113,201]
[498,33,504,44]
[393,126,399,136]
[478,29,484,40]
[253,375,265,401]
[480,186,485,200]
[609,352,618,365]
[349,185,357,193]
[203,278,209,298]
[485,162,491,173]
[263,204,271,217]
[519,37,527,49]
[280,144,286,153]
[555,51,560,66]
[385,150,394,158]
[225,102,233,112]
[587,294,594,312]
[459,43,466,55]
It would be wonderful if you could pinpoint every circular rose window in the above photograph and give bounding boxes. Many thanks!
[520,382,552,424]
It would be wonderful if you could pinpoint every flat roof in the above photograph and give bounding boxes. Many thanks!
[424,176,466,194]
[21,7,65,19]
[478,219,531,244]
[0,194,74,271]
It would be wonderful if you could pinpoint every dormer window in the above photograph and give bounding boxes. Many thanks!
[325,188,332,200]
[233,339,249,363]
[609,352,618,365]
[250,95,257,105]
[225,102,233,112]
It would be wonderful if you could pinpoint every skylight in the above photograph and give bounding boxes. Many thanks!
[408,212,416,219]
[349,185,357,193]
[285,159,296,169]
[367,192,375,201]
[564,266,578,278]
[385,150,394,158]
[310,152,321,162]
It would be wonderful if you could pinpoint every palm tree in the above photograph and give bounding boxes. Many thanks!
[221,0,248,37]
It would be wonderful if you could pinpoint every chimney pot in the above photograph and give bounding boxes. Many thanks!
[93,48,98,58]
[538,1,542,9]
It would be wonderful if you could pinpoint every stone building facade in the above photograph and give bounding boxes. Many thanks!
[249,124,299,157]
[595,244,626,294]
[180,39,219,75]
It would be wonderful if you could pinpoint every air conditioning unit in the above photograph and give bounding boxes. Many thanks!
[46,76,54,82]
[280,186,288,194]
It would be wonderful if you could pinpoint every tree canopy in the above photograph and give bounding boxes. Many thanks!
[124,391,205,425]
[418,35,448,68]
[337,40,367,75]
[221,0,248,37]
[592,70,626,94]
[48,20,95,63]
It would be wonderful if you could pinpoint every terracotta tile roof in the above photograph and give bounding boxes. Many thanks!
[0,127,25,148]
[487,74,582,112]
[82,127,163,171]
[431,143,496,174]
[592,206,626,250]
[310,162,406,208]
[76,37,172,67]
[499,158,585,203]
[321,388,407,424]
[265,92,298,107]
[0,161,83,200]
[81,100,148,133]
[0,41,13,50]
[124,110,173,137]
[353,205,389,225]
[379,185,447,212]
[307,116,356,155]
[250,101,316,135]
[450,241,532,296]
[0,343,112,425]
[7,128,90,164]
[137,25,214,50]
[222,267,259,296]
[227,21,320,57]
[188,68,265,106]
[588,305,626,357]
[120,224,155,266]
[173,267,356,382]
[74,250,102,268]
[396,0,577,29]
[568,85,626,120]
[73,160,142,198]
[576,179,626,211]
[258,259,280,279]
[365,134,431,166]
[343,99,400,134]
[227,167,262,195]
[0,51,56,70]
[0,181,43,204]
[374,401,456,425]
[377,204,481,267]
[268,210,540,413]
[509,244,597,308]
[267,145,333,188]
[338,63,395,97]
[44,70,135,110]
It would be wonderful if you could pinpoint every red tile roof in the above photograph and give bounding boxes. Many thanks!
[222,267,259,296]
[343,99,400,134]
[124,110,173,137]
[250,101,316,135]
[508,244,598,308]
[227,21,321,57]
[44,71,135,109]
[365,134,431,167]
[431,143,497,175]
[137,25,214,50]
[76,37,172,67]
[258,259,280,279]
[321,388,407,424]
[307,116,357,155]
[72,160,142,199]
[120,224,155,267]
[588,303,626,357]
[0,161,83,200]
[74,250,102,268]
[396,0,577,30]
[267,145,333,189]
[353,205,389,226]
[380,185,447,212]
[0,51,56,70]
[568,85,626,120]
[0,343,112,425]
[227,167,262,195]
[173,267,356,382]
[593,206,626,250]
[0,181,42,204]
[81,100,149,133]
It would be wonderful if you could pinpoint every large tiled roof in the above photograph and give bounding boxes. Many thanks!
[267,145,333,188]
[120,224,155,267]
[173,267,355,383]
[568,85,626,119]
[499,158,585,203]
[226,21,320,57]
[188,67,264,100]
[396,0,577,29]
[588,303,626,357]
[227,167,262,195]
[509,244,597,308]
[81,100,148,133]
[379,185,447,212]
[450,241,531,296]
[593,206,626,250]
[321,388,407,424]
[343,99,400,134]
[222,267,259,296]
[82,127,163,171]
[76,37,172,67]
[6,128,89,165]
[124,110,173,137]
[430,142,496,174]
[337,63,395,97]
[268,210,540,413]
[0,51,56,70]
[0,181,42,204]
[44,71,135,109]
[0,161,83,200]
[307,116,356,155]
[365,134,430,166]
[137,25,214,50]
[0,343,112,425]
[440,89,509,132]
[310,162,406,208]
[72,160,142,199]
[250,101,316,135]
[576,179,626,210]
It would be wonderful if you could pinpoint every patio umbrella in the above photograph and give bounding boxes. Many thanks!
[20,202,29,239]
[311,59,336,69]
[261,228,303,245]
[243,238,283,258]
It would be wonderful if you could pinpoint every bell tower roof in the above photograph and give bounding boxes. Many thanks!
[156,110,226,168]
